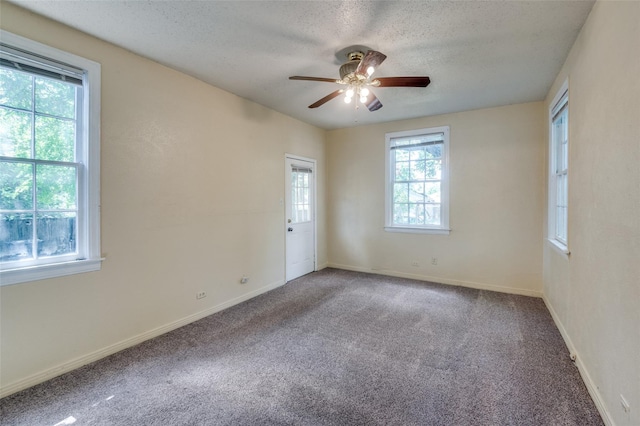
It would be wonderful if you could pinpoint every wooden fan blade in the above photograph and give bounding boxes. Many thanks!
[289,76,339,83]
[365,92,383,112]
[375,76,431,87]
[309,89,344,108]
[355,50,387,76]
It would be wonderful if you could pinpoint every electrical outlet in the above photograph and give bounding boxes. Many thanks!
[431,257,438,265]
[196,291,206,300]
[411,261,419,267]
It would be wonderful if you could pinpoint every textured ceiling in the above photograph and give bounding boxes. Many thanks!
[7,0,595,130]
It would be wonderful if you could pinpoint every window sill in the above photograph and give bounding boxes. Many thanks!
[385,226,451,235]
[0,258,103,286]
[547,238,570,257]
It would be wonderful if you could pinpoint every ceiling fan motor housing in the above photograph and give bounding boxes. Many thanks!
[339,61,359,80]
[339,51,365,80]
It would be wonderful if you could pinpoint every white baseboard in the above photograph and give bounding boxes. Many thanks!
[327,263,543,298]
[316,262,329,271]
[542,296,613,426]
[0,279,284,399]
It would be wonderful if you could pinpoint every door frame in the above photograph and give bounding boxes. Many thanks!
[284,153,317,282]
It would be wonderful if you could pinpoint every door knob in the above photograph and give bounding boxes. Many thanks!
[288,227,293,232]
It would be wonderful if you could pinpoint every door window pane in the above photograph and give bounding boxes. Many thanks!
[291,168,311,223]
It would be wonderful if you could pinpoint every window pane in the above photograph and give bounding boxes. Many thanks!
[393,203,409,225]
[35,77,76,119]
[425,182,441,203]
[409,203,425,225]
[37,212,76,257]
[556,174,567,207]
[0,161,33,210]
[290,169,310,224]
[425,143,442,159]
[35,116,75,162]
[553,108,568,173]
[410,160,426,180]
[0,68,33,110]
[0,107,32,158]
[395,148,410,161]
[409,182,425,203]
[36,164,77,210]
[395,160,410,181]
[425,204,441,225]
[409,148,425,161]
[0,213,34,261]
[556,206,566,241]
[36,116,76,161]
[425,160,441,179]
[393,183,408,203]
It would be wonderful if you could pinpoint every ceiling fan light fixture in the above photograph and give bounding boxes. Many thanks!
[288,49,430,110]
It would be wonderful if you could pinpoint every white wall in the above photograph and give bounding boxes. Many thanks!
[542,2,640,425]
[326,102,544,296]
[0,2,327,395]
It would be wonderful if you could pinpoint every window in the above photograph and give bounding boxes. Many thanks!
[548,80,569,252]
[385,126,450,234]
[290,166,311,224]
[0,31,101,285]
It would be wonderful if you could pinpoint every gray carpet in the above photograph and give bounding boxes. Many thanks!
[1,268,602,425]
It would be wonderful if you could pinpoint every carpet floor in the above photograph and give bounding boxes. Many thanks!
[1,268,602,425]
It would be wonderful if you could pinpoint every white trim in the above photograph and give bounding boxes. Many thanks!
[0,278,285,398]
[0,30,101,285]
[0,258,102,286]
[384,226,451,235]
[327,263,542,298]
[316,262,329,271]
[542,296,613,426]
[385,126,450,234]
[547,238,570,257]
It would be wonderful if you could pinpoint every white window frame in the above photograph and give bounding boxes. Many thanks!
[0,31,101,286]
[385,126,450,235]
[548,79,569,254]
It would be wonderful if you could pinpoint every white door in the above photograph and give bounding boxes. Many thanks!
[285,156,315,281]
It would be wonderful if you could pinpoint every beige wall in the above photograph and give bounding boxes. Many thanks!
[326,102,544,296]
[542,2,640,425]
[2,3,638,423]
[0,3,327,393]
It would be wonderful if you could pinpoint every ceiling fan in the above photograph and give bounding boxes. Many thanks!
[289,50,430,111]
